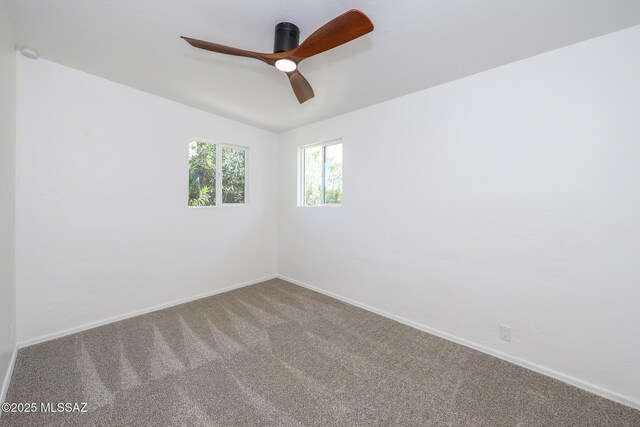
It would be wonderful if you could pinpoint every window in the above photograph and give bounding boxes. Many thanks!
[299,140,342,206]
[188,140,246,207]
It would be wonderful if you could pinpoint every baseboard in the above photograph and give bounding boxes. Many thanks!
[18,275,277,349]
[277,275,640,411]
[0,343,18,409]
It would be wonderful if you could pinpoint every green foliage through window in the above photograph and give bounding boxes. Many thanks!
[304,146,323,205]
[303,142,342,206]
[189,142,216,206]
[324,143,343,204]
[188,141,246,207]
[222,147,246,204]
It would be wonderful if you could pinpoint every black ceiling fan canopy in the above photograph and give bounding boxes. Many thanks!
[273,22,300,53]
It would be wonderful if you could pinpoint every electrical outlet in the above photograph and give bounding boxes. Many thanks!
[500,324,511,342]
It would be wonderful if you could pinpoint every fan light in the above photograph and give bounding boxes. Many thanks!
[275,59,297,72]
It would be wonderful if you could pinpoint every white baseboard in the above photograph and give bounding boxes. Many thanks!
[0,343,18,408]
[277,275,640,411]
[18,275,277,349]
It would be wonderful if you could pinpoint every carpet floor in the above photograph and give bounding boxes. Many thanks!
[2,279,639,426]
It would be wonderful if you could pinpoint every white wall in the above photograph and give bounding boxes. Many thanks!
[15,56,278,344]
[278,25,640,407]
[0,0,17,403]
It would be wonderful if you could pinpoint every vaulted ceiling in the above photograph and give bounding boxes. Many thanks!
[7,0,640,132]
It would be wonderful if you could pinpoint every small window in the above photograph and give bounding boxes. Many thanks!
[188,140,246,207]
[299,140,342,206]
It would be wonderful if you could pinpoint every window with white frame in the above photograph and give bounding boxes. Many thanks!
[299,140,342,206]
[188,140,246,207]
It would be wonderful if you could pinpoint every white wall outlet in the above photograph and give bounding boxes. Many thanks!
[500,324,511,342]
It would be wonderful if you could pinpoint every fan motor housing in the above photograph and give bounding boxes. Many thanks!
[274,22,300,53]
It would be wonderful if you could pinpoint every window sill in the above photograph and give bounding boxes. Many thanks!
[187,204,247,208]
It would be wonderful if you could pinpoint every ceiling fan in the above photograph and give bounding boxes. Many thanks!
[181,9,374,104]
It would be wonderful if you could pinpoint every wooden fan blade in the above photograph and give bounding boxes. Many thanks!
[286,70,315,103]
[292,9,373,60]
[181,36,276,64]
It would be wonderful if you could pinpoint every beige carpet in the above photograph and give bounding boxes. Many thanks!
[2,279,639,426]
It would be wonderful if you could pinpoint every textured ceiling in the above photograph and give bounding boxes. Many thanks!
[7,0,640,132]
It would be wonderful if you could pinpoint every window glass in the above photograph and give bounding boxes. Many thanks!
[188,141,216,206]
[324,144,343,204]
[222,147,246,204]
[304,145,323,206]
